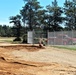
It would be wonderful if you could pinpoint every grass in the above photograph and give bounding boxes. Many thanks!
[0,37,21,44]
[52,45,76,51]
[0,37,14,42]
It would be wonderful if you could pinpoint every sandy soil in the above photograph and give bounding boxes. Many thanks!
[0,44,76,75]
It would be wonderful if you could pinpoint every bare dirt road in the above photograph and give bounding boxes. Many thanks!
[0,44,76,75]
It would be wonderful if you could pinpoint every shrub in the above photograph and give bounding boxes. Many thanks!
[22,34,27,43]
[13,37,21,41]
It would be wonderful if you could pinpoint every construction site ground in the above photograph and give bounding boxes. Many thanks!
[0,44,76,75]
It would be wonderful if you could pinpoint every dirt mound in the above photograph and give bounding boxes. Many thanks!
[0,44,45,52]
[0,44,76,75]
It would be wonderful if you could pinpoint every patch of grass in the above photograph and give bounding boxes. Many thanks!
[52,45,76,51]
[0,37,16,43]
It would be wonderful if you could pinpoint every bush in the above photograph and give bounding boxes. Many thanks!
[22,34,27,43]
[13,37,21,41]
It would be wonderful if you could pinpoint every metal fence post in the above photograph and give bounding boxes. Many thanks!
[72,30,73,45]
[32,29,34,45]
[54,31,55,45]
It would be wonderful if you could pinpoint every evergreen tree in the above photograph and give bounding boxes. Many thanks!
[64,0,76,30]
[9,15,22,41]
[46,0,64,31]
[20,0,43,30]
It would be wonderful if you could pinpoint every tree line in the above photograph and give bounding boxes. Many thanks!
[0,25,29,37]
[0,0,76,41]
[9,0,76,31]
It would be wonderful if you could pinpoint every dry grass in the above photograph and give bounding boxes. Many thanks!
[0,37,15,43]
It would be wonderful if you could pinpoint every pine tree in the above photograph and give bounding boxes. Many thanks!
[20,0,43,31]
[64,0,76,30]
[46,0,64,31]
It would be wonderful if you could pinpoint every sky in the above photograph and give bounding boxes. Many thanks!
[0,0,65,26]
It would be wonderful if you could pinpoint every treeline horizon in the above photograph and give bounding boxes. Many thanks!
[0,25,28,37]
[0,0,76,37]
[9,0,76,30]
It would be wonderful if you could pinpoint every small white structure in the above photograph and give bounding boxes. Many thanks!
[27,31,33,44]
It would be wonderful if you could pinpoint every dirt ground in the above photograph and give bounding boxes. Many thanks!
[0,44,76,75]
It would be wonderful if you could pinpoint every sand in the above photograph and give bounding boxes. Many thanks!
[0,44,76,75]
